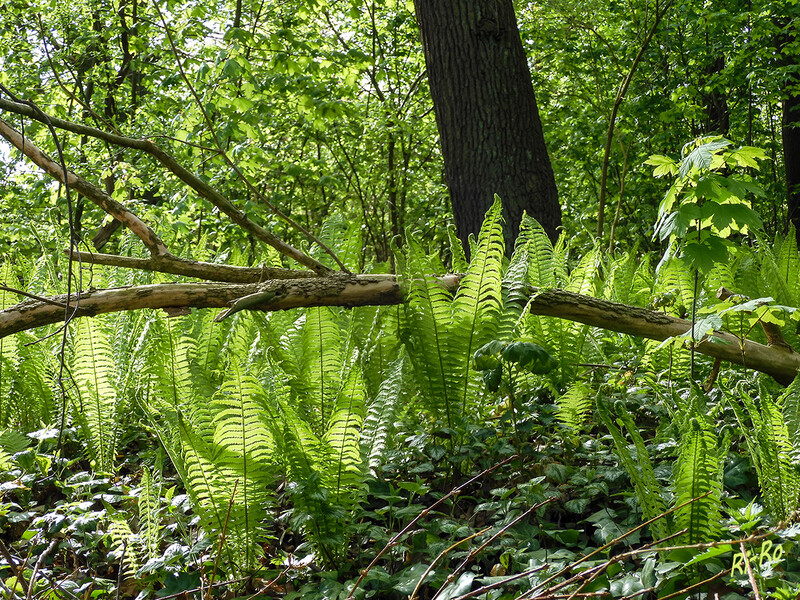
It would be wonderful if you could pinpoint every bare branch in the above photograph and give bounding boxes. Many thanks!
[0,96,333,275]
[0,279,797,385]
[0,275,462,337]
[64,250,317,283]
[0,117,170,256]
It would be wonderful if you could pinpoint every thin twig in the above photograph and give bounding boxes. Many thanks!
[738,540,763,600]
[657,568,730,600]
[28,539,58,600]
[0,539,29,596]
[151,1,348,272]
[0,284,69,308]
[409,527,490,600]
[345,455,518,599]
[115,541,127,600]
[426,498,556,600]
[206,480,238,600]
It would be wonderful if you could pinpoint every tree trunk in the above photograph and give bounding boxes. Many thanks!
[413,0,561,251]
[783,68,800,244]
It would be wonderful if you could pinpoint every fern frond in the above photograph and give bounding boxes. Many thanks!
[756,237,794,306]
[450,196,505,409]
[211,364,276,570]
[105,505,140,578]
[551,249,603,383]
[71,317,121,472]
[362,353,406,474]
[673,415,723,544]
[782,375,800,453]
[732,380,800,521]
[556,382,593,434]
[776,229,800,305]
[520,215,557,288]
[400,238,459,426]
[596,398,669,539]
[604,246,643,304]
[323,360,366,498]
[447,227,468,273]
[655,257,696,315]
[138,466,161,562]
[278,308,343,434]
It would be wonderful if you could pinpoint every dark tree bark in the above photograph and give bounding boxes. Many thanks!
[783,60,800,244]
[413,0,561,251]
[778,14,800,244]
[699,56,729,136]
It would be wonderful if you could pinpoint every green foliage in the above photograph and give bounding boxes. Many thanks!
[138,312,277,575]
[399,196,504,428]
[730,377,800,521]
[596,397,670,540]
[648,137,766,274]
[673,405,726,545]
[0,2,799,592]
[70,317,123,473]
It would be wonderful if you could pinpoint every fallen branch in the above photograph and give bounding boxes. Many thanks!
[0,279,797,384]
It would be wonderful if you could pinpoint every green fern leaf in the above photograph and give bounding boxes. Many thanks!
[138,466,162,562]
[556,382,593,434]
[211,364,276,570]
[673,415,723,544]
[71,317,121,472]
[596,398,669,539]
[323,361,366,498]
[362,353,406,474]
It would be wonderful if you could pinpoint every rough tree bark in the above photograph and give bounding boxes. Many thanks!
[1,280,797,385]
[776,9,800,244]
[413,0,561,250]
[784,64,800,244]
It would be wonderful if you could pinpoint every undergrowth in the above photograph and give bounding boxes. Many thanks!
[1,194,800,598]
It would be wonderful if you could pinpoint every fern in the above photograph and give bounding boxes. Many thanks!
[673,410,725,544]
[138,313,264,575]
[105,505,140,578]
[361,353,407,474]
[496,214,539,342]
[71,317,122,472]
[523,214,558,289]
[400,197,504,426]
[730,379,800,521]
[137,465,162,563]
[596,398,669,539]
[211,362,276,569]
[556,382,593,435]
[775,229,800,304]
[524,246,603,386]
[0,260,18,427]
[277,308,344,435]
[323,360,366,497]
